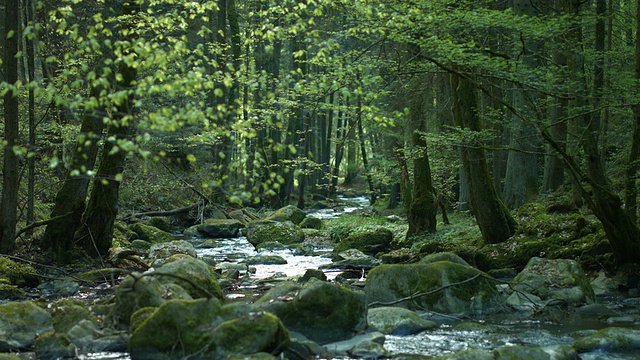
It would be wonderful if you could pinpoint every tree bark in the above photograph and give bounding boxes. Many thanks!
[451,74,517,244]
[624,0,640,222]
[406,81,437,237]
[74,0,139,258]
[0,0,20,253]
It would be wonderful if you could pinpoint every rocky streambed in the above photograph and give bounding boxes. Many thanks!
[2,197,640,359]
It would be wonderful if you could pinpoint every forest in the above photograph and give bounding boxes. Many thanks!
[1,0,640,268]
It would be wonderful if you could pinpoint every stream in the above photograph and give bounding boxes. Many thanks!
[74,196,640,359]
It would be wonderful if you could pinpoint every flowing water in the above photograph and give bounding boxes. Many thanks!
[75,196,640,359]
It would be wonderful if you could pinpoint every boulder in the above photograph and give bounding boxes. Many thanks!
[127,223,174,243]
[420,252,469,266]
[573,327,640,353]
[333,228,392,256]
[247,220,305,247]
[266,205,306,225]
[112,273,193,326]
[508,257,595,310]
[50,303,98,334]
[366,260,502,317]
[0,256,40,287]
[324,332,388,359]
[148,240,197,263]
[185,219,244,238]
[299,216,323,229]
[253,279,367,344]
[0,301,54,351]
[153,256,224,300]
[129,298,290,359]
[34,332,76,359]
[367,307,437,335]
[244,255,288,265]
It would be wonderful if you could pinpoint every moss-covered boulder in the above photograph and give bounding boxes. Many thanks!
[366,260,502,317]
[367,307,437,335]
[0,256,40,287]
[153,256,224,300]
[421,252,469,266]
[253,279,366,344]
[0,282,25,300]
[185,218,245,238]
[50,303,98,334]
[508,257,595,310]
[243,255,288,265]
[300,216,323,229]
[572,327,640,353]
[34,332,76,359]
[333,228,392,256]
[246,220,305,247]
[112,273,193,327]
[128,222,174,243]
[266,205,306,225]
[148,240,197,263]
[129,298,290,360]
[0,301,54,351]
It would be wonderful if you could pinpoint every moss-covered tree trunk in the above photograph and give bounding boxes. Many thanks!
[43,86,105,261]
[73,0,139,258]
[451,74,517,244]
[406,83,437,237]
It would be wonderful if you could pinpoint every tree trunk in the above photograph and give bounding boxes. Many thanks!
[624,0,640,222]
[502,0,540,208]
[451,74,517,243]
[343,116,358,186]
[0,0,20,253]
[25,0,37,231]
[43,86,106,261]
[74,0,139,258]
[406,81,437,237]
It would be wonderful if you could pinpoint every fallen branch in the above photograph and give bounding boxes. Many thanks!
[14,212,72,240]
[121,202,202,221]
[368,273,482,307]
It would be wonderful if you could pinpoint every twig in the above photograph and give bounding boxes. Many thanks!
[368,273,482,307]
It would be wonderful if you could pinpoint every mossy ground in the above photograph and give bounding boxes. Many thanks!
[331,194,615,273]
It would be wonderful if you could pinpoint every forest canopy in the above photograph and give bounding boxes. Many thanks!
[2,0,640,266]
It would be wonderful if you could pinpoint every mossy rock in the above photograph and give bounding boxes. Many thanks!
[266,205,306,225]
[253,280,367,344]
[572,327,640,353]
[127,222,174,243]
[367,307,437,335]
[243,255,288,265]
[130,307,157,333]
[510,257,595,306]
[112,273,194,327]
[50,304,98,334]
[0,283,25,300]
[366,261,502,317]
[154,257,224,300]
[299,216,323,229]
[420,252,469,266]
[129,298,290,359]
[34,332,76,359]
[246,220,305,247]
[148,240,197,263]
[333,228,392,256]
[0,354,22,360]
[0,301,54,351]
[0,256,40,287]
[186,218,245,238]
[256,241,287,251]
[147,217,172,232]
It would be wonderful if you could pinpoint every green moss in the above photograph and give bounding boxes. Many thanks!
[333,227,393,255]
[50,304,97,333]
[0,283,25,299]
[0,256,40,287]
[128,222,174,243]
[573,327,640,353]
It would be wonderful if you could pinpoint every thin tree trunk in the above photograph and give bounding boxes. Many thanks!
[0,0,20,253]
[26,0,36,230]
[451,74,517,244]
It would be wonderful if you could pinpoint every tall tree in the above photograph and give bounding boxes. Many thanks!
[451,74,517,244]
[0,0,20,253]
[406,80,437,237]
[73,0,139,258]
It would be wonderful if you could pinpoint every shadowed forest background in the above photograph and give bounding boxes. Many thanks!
[2,0,640,269]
